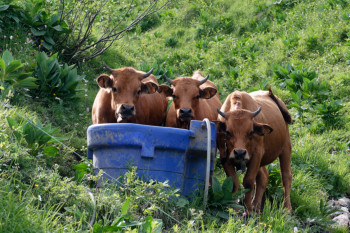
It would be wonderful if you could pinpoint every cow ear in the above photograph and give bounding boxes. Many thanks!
[253,122,273,136]
[141,82,158,94]
[158,84,173,97]
[96,74,113,88]
[213,120,226,133]
[199,87,217,99]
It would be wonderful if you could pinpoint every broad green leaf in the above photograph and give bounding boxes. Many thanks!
[44,35,55,45]
[53,25,63,31]
[287,103,300,108]
[212,176,222,194]
[222,177,233,193]
[92,221,103,233]
[6,116,18,129]
[6,60,23,74]
[213,191,224,201]
[23,122,37,147]
[121,199,130,215]
[102,226,122,232]
[0,59,5,73]
[2,50,14,66]
[176,197,189,208]
[14,77,38,89]
[73,162,90,182]
[31,28,46,36]
[42,146,59,157]
[10,15,19,23]
[0,5,10,11]
[42,41,53,50]
[222,177,233,200]
[48,13,61,26]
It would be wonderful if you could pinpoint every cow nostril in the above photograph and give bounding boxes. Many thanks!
[233,149,246,158]
[180,108,192,114]
[121,104,134,112]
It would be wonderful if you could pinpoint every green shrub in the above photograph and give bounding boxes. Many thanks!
[20,0,71,52]
[315,98,344,127]
[0,49,37,99]
[34,52,84,100]
[7,115,63,156]
[164,37,179,47]
[0,0,22,32]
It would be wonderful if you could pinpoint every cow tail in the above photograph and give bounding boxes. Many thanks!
[267,86,293,124]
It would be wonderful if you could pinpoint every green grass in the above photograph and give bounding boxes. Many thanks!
[0,0,349,232]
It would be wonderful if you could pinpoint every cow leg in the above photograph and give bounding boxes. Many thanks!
[243,157,261,214]
[221,159,239,192]
[279,146,292,212]
[252,166,269,212]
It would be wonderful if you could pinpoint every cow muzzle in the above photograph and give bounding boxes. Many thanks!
[116,104,135,122]
[230,149,249,172]
[232,149,248,160]
[179,108,193,122]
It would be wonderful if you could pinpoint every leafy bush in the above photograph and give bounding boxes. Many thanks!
[7,115,62,156]
[315,98,344,127]
[20,0,71,52]
[0,50,37,99]
[165,37,179,47]
[0,0,22,32]
[34,52,84,100]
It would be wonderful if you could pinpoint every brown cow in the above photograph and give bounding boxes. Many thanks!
[92,64,168,125]
[215,88,292,214]
[158,71,222,129]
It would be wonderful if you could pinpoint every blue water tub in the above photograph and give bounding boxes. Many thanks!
[87,120,216,196]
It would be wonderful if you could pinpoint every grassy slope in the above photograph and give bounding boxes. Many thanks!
[0,0,349,232]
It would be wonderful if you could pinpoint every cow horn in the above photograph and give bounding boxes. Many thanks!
[199,75,209,85]
[252,107,262,117]
[217,108,226,118]
[103,62,114,73]
[143,67,154,78]
[164,74,173,85]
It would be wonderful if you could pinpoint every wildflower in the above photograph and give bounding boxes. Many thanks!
[41,40,44,43]
[2,174,6,177]
[294,227,298,233]
[38,195,42,201]
[242,212,247,216]
[268,225,272,228]
[34,184,38,187]
[10,35,13,40]
[4,35,6,38]
[53,93,56,96]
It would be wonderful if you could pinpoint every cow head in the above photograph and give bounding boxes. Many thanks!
[158,73,217,128]
[96,63,157,122]
[216,107,273,169]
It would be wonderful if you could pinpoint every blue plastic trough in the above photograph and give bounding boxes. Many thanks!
[87,120,217,197]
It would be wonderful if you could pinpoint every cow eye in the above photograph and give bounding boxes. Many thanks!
[225,130,232,137]
[137,89,142,95]
[172,95,177,99]
[112,87,117,93]
[195,95,200,99]
[249,130,254,137]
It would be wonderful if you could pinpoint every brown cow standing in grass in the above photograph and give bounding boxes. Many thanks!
[158,71,222,129]
[215,88,292,214]
[92,64,168,125]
